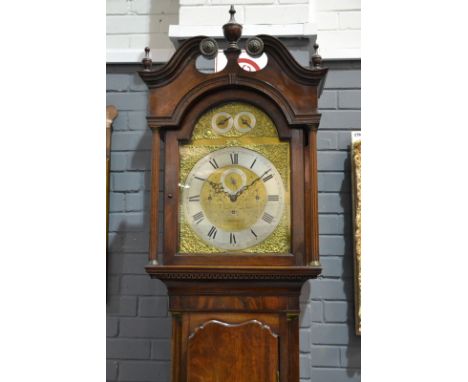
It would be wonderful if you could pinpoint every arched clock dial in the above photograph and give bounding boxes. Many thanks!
[183,147,285,251]
[178,101,291,254]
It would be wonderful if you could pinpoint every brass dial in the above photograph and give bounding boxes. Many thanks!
[179,101,291,254]
[234,111,256,133]
[183,147,285,250]
[211,112,233,135]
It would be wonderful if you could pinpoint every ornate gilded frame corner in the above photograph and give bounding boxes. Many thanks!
[106,105,118,247]
[351,131,361,336]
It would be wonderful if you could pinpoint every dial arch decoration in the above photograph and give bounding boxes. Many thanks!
[191,101,279,140]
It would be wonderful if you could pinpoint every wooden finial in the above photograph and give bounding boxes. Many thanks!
[229,4,236,22]
[223,5,242,52]
[142,46,152,71]
[311,42,322,69]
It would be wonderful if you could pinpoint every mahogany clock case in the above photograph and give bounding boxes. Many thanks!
[137,16,328,381]
[139,34,328,275]
[164,89,304,267]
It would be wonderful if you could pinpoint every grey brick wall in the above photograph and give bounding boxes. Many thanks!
[106,59,361,381]
[304,61,361,382]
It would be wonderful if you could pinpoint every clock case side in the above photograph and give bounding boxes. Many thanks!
[138,34,327,279]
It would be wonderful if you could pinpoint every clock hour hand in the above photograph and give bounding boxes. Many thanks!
[208,180,224,194]
[196,176,223,193]
[218,116,232,126]
[241,117,252,129]
[202,178,231,197]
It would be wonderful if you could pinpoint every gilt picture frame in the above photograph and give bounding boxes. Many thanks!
[351,131,361,336]
[106,105,118,246]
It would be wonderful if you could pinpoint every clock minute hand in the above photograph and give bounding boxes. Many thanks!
[235,168,272,198]
[251,168,272,187]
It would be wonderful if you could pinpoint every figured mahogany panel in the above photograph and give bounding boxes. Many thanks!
[187,320,278,382]
[171,295,288,312]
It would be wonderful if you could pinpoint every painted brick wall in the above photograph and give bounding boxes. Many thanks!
[303,60,361,382]
[107,0,180,50]
[177,1,309,26]
[106,0,360,60]
[106,59,361,381]
[316,0,360,58]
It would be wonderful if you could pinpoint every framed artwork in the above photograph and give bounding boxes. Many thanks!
[351,131,361,335]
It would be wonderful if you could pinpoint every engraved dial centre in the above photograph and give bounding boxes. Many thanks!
[200,165,267,232]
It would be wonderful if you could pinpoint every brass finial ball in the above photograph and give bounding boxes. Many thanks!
[246,36,264,58]
[199,38,219,59]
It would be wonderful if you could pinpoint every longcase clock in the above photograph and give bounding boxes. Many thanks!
[138,7,327,382]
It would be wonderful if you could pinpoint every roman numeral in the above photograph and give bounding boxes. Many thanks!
[189,195,200,202]
[268,195,279,202]
[250,229,258,238]
[250,158,257,169]
[207,226,218,239]
[230,153,239,165]
[263,173,273,183]
[230,233,236,245]
[209,158,219,169]
[194,176,206,182]
[193,211,204,224]
[262,212,274,224]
